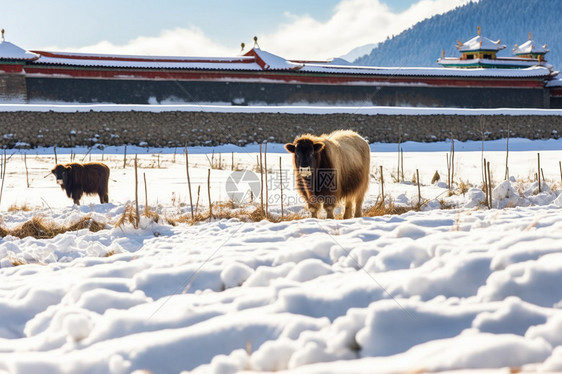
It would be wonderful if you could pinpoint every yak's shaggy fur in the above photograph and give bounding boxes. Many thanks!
[51,162,110,205]
[285,129,370,219]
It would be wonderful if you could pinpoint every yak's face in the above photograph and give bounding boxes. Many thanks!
[51,164,71,186]
[285,139,325,178]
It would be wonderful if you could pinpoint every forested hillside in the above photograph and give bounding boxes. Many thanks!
[354,0,562,70]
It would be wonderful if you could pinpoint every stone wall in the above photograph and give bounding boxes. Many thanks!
[0,110,561,148]
[25,77,552,108]
[0,74,27,102]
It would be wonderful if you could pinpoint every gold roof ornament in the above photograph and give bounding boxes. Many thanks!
[477,26,481,36]
[253,36,260,48]
[240,42,245,52]
[1,29,4,41]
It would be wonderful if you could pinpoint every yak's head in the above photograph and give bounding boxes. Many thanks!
[51,164,71,186]
[285,138,325,178]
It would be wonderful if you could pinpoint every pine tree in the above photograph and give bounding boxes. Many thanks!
[354,0,561,71]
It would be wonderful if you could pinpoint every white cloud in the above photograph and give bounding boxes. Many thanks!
[44,0,475,59]
[261,0,476,59]
[46,27,239,57]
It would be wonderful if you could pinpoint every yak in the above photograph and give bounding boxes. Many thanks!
[51,162,110,205]
[285,129,370,219]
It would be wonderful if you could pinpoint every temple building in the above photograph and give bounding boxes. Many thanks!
[513,32,549,60]
[438,27,553,70]
[1,30,560,108]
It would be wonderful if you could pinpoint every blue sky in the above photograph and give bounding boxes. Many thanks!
[1,0,474,59]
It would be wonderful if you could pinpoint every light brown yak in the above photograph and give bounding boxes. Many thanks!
[285,129,370,219]
[51,162,110,205]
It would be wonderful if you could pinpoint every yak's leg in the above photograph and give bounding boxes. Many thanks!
[72,188,83,205]
[354,195,364,217]
[99,189,109,203]
[99,193,109,204]
[343,200,354,219]
[308,202,321,218]
[324,203,336,219]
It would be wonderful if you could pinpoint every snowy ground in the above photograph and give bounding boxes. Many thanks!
[2,138,562,373]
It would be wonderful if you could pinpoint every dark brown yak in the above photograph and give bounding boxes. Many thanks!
[51,162,110,205]
[285,129,370,219]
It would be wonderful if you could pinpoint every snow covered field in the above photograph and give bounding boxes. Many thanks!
[2,137,562,373]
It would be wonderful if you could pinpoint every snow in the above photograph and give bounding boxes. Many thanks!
[513,40,549,55]
[33,54,261,71]
[251,48,303,70]
[297,63,552,78]
[4,40,550,78]
[437,56,554,70]
[3,131,562,373]
[2,103,562,116]
[33,49,256,63]
[32,51,552,78]
[457,35,506,52]
[0,41,39,61]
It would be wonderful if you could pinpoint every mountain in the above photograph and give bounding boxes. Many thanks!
[354,0,562,71]
[339,43,378,63]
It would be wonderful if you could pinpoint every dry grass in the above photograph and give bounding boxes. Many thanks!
[438,199,456,210]
[457,179,470,196]
[114,204,138,228]
[431,170,441,184]
[0,194,448,267]
[170,197,424,225]
[363,198,418,217]
[8,203,33,212]
[0,215,106,240]
[104,249,118,257]
[68,216,107,232]
[115,203,179,228]
[7,254,27,266]
[205,152,227,170]
[172,202,309,225]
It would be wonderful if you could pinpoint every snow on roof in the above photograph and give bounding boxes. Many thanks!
[546,78,562,87]
[438,56,554,69]
[513,39,549,55]
[31,48,304,72]
[33,55,263,71]
[31,50,260,70]
[245,48,303,70]
[26,48,552,79]
[299,63,552,79]
[0,40,39,61]
[33,50,256,64]
[457,35,506,52]
[0,39,548,81]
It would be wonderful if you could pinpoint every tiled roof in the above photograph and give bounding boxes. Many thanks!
[457,35,506,52]
[0,39,552,80]
[25,48,553,79]
[0,40,39,61]
[513,40,549,55]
